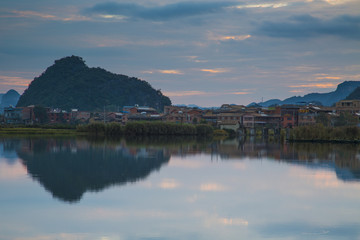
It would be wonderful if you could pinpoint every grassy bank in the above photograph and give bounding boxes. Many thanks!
[0,122,214,137]
[289,124,360,143]
[0,127,77,135]
[77,122,213,137]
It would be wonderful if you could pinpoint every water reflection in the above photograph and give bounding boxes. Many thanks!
[1,136,359,204]
[1,136,360,240]
[211,139,360,182]
[1,137,170,202]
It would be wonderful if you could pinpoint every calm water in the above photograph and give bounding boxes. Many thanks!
[1,136,360,240]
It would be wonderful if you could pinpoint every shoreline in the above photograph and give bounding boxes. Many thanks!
[288,139,360,144]
[0,127,79,136]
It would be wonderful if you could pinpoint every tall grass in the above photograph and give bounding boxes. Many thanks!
[77,122,213,136]
[289,124,360,142]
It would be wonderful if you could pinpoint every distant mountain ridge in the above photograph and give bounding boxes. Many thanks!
[0,89,20,113]
[174,104,219,110]
[17,56,171,111]
[249,81,360,107]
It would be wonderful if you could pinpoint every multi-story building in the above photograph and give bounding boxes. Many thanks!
[164,106,203,124]
[336,100,360,114]
[123,105,159,115]
[3,107,23,124]
[48,109,71,124]
[281,105,300,128]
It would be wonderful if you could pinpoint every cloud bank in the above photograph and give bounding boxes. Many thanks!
[257,14,360,39]
[84,1,236,21]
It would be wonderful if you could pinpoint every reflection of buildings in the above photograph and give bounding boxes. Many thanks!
[167,138,360,182]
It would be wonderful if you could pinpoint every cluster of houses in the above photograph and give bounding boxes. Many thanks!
[2,99,360,130]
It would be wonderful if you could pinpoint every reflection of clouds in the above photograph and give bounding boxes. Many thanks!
[0,161,27,180]
[203,213,249,228]
[15,233,90,240]
[232,162,247,170]
[200,183,226,192]
[312,172,340,188]
[84,208,175,220]
[159,179,180,189]
[289,168,341,188]
[258,221,360,239]
[169,158,206,168]
[138,181,153,188]
[218,217,249,226]
[186,194,198,203]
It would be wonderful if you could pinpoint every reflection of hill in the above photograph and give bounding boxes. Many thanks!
[16,138,170,203]
[0,138,21,165]
[2,136,359,203]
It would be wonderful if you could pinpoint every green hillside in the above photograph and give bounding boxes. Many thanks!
[17,56,171,111]
[346,87,360,100]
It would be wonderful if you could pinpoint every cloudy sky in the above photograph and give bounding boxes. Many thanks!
[0,0,359,106]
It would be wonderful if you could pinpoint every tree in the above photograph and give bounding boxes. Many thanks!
[334,112,358,127]
[316,112,330,127]
[33,106,49,124]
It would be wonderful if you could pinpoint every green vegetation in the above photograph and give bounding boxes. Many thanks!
[315,111,358,127]
[0,127,77,135]
[316,112,330,127]
[0,122,214,137]
[17,56,171,112]
[33,106,49,124]
[77,122,213,136]
[213,129,229,136]
[333,112,358,127]
[289,124,360,142]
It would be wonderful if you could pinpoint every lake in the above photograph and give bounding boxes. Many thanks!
[1,136,360,240]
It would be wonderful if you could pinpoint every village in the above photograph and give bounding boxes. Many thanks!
[2,99,360,133]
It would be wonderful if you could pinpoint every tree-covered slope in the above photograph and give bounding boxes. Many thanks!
[346,86,360,100]
[17,56,171,111]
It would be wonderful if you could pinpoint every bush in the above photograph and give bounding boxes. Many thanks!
[223,128,236,137]
[105,122,123,136]
[76,122,106,135]
[290,124,360,141]
[213,129,228,136]
[196,124,213,136]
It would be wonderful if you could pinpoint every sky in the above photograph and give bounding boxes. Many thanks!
[0,0,359,107]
